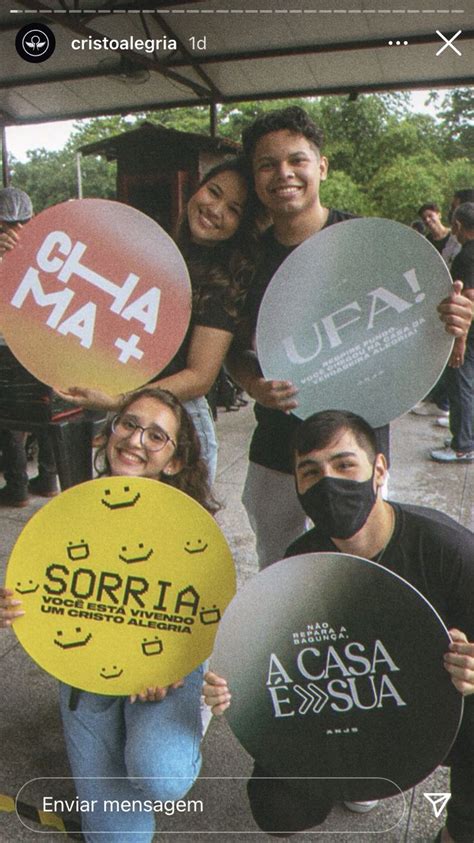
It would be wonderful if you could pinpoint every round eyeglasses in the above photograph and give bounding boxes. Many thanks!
[111,415,176,452]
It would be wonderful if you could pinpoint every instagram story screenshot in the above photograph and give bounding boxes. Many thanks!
[0,2,473,842]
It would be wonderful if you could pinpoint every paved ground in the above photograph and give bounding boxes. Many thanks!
[0,401,472,842]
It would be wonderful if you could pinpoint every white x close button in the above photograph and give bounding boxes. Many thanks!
[436,30,462,56]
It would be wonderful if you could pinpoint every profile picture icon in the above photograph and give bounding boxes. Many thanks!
[15,23,56,63]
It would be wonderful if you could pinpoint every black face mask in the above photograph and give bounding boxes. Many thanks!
[296,471,377,539]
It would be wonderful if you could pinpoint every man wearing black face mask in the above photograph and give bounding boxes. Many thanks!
[291,410,394,554]
[205,410,474,843]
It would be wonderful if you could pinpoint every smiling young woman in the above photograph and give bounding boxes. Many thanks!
[0,386,218,842]
[56,157,260,484]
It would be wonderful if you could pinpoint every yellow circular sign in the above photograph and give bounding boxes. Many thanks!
[6,477,235,694]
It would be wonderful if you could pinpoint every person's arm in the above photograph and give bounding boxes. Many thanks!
[0,587,24,627]
[438,280,474,338]
[57,325,234,410]
[448,336,466,368]
[444,629,474,695]
[54,386,122,411]
[203,670,232,715]
[446,282,474,367]
[226,319,299,413]
[155,325,233,401]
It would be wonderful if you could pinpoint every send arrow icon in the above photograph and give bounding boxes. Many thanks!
[424,793,451,818]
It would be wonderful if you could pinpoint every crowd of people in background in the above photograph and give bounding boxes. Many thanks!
[412,188,474,464]
[0,106,473,843]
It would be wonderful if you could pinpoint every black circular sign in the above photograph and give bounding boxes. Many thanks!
[16,24,56,64]
[213,553,463,801]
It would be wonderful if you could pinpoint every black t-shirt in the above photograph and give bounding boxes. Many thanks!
[278,503,474,786]
[244,210,390,473]
[159,287,238,380]
[451,240,474,346]
[427,232,450,254]
[286,502,474,642]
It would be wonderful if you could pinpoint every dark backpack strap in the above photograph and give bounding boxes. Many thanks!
[68,687,81,710]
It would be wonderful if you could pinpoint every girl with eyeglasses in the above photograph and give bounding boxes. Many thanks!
[0,386,218,841]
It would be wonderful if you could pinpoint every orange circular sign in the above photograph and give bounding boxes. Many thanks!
[0,199,191,393]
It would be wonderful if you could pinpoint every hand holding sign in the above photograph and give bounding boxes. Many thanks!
[203,670,232,715]
[0,224,21,257]
[54,385,121,412]
[6,477,236,695]
[444,629,474,696]
[438,279,474,338]
[129,678,185,705]
[0,199,191,395]
[212,553,462,802]
[0,586,25,626]
[256,219,454,427]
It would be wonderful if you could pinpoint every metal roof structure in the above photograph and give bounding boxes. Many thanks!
[1,1,473,129]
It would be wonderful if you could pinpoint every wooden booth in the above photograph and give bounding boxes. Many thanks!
[80,122,240,235]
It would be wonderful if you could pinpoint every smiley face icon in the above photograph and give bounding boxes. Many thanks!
[118,543,154,564]
[15,579,39,595]
[101,485,141,510]
[100,665,124,679]
[141,637,163,657]
[199,605,221,625]
[184,539,208,555]
[67,539,90,561]
[54,627,92,650]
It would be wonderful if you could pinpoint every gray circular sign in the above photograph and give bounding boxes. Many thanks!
[256,219,453,427]
[213,553,462,801]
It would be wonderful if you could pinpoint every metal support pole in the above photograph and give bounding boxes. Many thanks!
[76,151,83,198]
[210,102,217,137]
[1,124,10,187]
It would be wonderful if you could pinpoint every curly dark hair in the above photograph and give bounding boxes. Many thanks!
[176,156,260,320]
[94,387,220,514]
[242,106,325,161]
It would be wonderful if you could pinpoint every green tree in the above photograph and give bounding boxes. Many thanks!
[217,98,314,142]
[320,170,374,216]
[7,90,471,221]
[443,158,474,209]
[373,114,443,171]
[311,94,410,184]
[10,148,78,212]
[437,88,474,159]
[10,142,116,213]
[368,153,445,222]
[144,106,212,135]
[67,108,213,145]
[66,115,137,148]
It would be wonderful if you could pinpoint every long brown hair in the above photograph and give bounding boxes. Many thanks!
[176,157,259,319]
[95,387,220,514]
